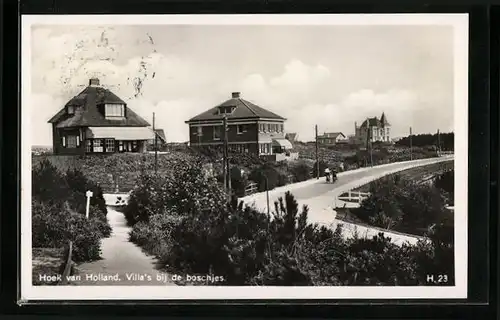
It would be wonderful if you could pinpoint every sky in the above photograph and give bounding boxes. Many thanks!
[29,23,455,145]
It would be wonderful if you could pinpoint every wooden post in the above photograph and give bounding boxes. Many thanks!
[265,176,270,216]
[409,126,413,161]
[315,125,319,179]
[85,190,93,219]
[223,116,231,197]
[437,129,441,156]
[153,112,158,174]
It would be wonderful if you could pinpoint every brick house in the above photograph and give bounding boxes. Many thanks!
[48,78,155,155]
[317,132,347,146]
[185,92,293,156]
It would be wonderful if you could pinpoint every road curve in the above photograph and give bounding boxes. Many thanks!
[240,156,454,245]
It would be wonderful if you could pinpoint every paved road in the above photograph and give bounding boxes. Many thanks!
[240,156,454,244]
[71,205,175,286]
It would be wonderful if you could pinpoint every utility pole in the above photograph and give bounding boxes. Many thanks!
[366,118,372,167]
[223,115,231,197]
[153,112,158,174]
[437,129,441,156]
[265,177,270,216]
[409,126,413,161]
[315,125,319,179]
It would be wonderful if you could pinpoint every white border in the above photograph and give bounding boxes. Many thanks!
[20,14,469,301]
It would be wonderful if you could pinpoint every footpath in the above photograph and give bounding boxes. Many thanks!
[71,198,175,286]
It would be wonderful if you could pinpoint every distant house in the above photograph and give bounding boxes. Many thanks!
[148,129,167,149]
[317,132,348,145]
[48,78,155,155]
[354,112,391,144]
[185,92,293,157]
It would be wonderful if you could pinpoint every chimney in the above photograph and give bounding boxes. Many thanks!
[232,92,240,99]
[89,78,100,87]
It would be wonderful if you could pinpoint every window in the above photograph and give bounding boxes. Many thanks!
[237,124,246,134]
[105,139,115,152]
[67,136,78,148]
[105,104,125,118]
[86,140,92,152]
[197,126,203,136]
[118,141,124,152]
[67,105,75,115]
[213,126,221,140]
[260,143,271,154]
[93,139,103,152]
[218,106,234,115]
[132,141,138,151]
[61,136,66,147]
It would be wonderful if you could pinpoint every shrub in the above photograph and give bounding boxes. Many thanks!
[32,158,111,262]
[249,164,281,192]
[434,169,454,205]
[351,174,449,236]
[32,200,103,262]
[312,160,329,178]
[289,161,312,182]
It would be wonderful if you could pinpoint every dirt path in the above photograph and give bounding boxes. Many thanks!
[71,207,175,286]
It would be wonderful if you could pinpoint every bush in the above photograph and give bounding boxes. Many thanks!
[351,174,449,236]
[312,160,329,178]
[126,156,455,286]
[32,200,103,262]
[434,169,454,205]
[32,159,111,262]
[289,161,312,182]
[248,164,282,192]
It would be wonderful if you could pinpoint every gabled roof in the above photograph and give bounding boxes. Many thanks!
[361,117,383,128]
[319,132,345,139]
[360,113,390,128]
[154,129,167,143]
[48,79,150,128]
[185,92,285,123]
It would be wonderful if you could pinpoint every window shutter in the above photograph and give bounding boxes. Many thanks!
[62,136,66,147]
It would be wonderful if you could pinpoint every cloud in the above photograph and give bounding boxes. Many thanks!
[29,25,454,145]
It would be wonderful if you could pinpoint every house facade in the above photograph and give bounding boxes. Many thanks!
[148,129,167,150]
[354,112,391,144]
[185,92,292,156]
[48,78,155,155]
[317,132,347,146]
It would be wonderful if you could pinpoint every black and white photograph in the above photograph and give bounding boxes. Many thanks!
[21,14,468,300]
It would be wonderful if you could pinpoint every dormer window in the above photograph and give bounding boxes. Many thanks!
[218,106,235,115]
[67,105,75,115]
[105,103,125,119]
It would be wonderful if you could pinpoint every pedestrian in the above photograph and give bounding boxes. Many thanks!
[324,167,331,182]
